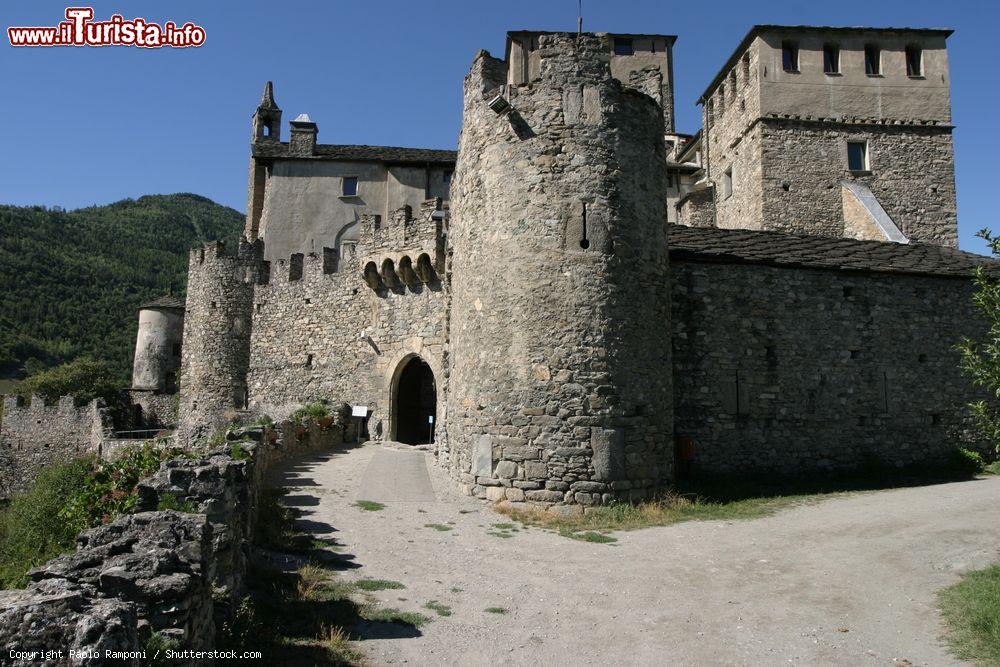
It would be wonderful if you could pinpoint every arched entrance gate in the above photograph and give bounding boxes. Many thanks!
[391,355,436,444]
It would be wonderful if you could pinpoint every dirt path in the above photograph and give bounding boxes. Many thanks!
[267,442,1000,666]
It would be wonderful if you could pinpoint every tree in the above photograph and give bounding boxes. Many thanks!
[957,229,1000,454]
[20,357,125,406]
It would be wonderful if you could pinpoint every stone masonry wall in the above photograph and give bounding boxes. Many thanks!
[446,34,672,507]
[671,259,991,476]
[759,120,958,245]
[248,203,449,446]
[0,395,112,498]
[703,41,764,231]
[0,418,337,661]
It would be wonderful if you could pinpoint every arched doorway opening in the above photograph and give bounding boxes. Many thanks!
[393,356,436,444]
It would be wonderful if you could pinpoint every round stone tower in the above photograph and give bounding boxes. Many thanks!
[446,33,673,506]
[131,295,185,393]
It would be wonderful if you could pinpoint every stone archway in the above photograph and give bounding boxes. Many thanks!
[391,355,436,445]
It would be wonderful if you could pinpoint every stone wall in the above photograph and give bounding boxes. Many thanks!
[445,33,673,507]
[0,418,338,661]
[671,258,991,476]
[759,120,957,245]
[247,200,450,445]
[0,395,112,498]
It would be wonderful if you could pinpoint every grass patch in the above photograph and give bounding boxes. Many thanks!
[484,607,508,615]
[487,530,514,539]
[491,523,516,531]
[354,500,386,512]
[423,600,453,617]
[450,587,464,593]
[354,579,405,592]
[984,460,1000,476]
[561,529,617,544]
[424,523,452,532]
[939,565,1000,665]
[359,606,431,627]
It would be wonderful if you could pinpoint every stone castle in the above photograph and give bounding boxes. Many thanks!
[3,25,995,504]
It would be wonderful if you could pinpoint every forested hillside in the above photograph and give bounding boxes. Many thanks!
[0,194,243,381]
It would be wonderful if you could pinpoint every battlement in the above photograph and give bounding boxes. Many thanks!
[0,394,113,498]
[357,199,447,293]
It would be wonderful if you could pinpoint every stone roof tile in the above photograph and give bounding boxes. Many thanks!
[668,225,998,278]
[252,142,456,165]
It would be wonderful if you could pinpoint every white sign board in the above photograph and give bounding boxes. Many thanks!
[428,415,435,424]
[351,405,368,417]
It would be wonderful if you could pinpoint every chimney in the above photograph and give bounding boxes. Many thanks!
[289,113,318,156]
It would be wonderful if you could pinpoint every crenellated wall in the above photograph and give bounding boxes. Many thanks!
[246,200,450,445]
[0,395,113,498]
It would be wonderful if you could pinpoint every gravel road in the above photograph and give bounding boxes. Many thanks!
[267,442,1000,666]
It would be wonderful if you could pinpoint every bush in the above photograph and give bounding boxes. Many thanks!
[948,447,986,476]
[59,444,174,529]
[0,457,94,588]
[290,401,329,424]
[20,356,125,406]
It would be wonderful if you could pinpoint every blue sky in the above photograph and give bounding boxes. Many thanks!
[1,0,996,253]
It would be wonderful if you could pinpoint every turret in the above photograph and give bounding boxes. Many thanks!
[131,295,185,394]
[445,32,674,506]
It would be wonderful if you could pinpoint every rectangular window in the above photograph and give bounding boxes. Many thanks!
[722,167,733,199]
[865,44,881,75]
[613,38,633,56]
[342,176,358,197]
[781,41,798,72]
[847,141,869,172]
[823,44,840,74]
[906,45,922,76]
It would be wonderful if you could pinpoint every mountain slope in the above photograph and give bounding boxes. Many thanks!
[0,194,243,380]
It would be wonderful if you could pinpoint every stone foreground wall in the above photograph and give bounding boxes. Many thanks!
[0,420,338,663]
[671,259,991,476]
[0,395,112,498]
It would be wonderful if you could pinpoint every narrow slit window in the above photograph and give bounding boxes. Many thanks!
[865,44,881,75]
[847,141,869,172]
[342,176,358,197]
[823,44,840,74]
[781,41,798,72]
[906,45,922,76]
[722,167,733,199]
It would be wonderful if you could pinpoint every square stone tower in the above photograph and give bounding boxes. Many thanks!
[689,25,956,246]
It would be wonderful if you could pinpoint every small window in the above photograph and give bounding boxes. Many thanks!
[342,176,358,197]
[906,45,922,76]
[781,41,798,72]
[847,141,869,172]
[823,44,840,74]
[865,44,881,75]
[443,171,453,185]
[613,38,634,56]
[722,167,733,199]
[742,52,751,81]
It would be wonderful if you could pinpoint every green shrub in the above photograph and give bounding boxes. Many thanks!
[230,442,251,461]
[948,447,986,476]
[253,415,273,426]
[59,444,172,529]
[290,401,330,424]
[143,631,181,667]
[0,457,94,588]
[156,492,197,513]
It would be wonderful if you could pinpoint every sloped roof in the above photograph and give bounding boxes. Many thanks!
[139,295,185,310]
[252,142,457,165]
[667,225,997,278]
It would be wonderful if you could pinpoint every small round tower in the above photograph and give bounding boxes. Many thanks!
[446,33,673,506]
[131,295,185,393]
